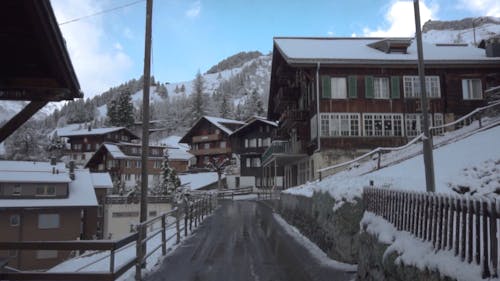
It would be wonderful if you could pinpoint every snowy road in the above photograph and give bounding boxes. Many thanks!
[145,200,354,281]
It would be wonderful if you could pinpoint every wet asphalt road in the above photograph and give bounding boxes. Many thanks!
[146,200,354,281]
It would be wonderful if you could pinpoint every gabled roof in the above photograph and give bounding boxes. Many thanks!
[0,161,70,183]
[57,126,139,139]
[231,117,277,136]
[180,116,245,143]
[273,37,500,65]
[0,168,98,208]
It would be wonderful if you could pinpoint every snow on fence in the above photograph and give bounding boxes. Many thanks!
[318,100,500,180]
[0,194,218,281]
[363,187,499,278]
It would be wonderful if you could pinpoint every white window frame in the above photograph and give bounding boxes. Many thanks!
[10,214,20,226]
[405,113,433,137]
[220,141,226,148]
[373,77,390,99]
[330,77,347,99]
[462,79,482,100]
[246,158,251,167]
[12,184,21,196]
[38,214,60,229]
[320,113,360,137]
[403,76,441,98]
[248,138,257,148]
[244,139,249,148]
[363,113,404,137]
[36,185,56,197]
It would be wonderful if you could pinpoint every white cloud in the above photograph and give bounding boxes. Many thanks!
[457,0,500,17]
[363,1,438,37]
[186,1,201,19]
[51,0,133,98]
[327,31,334,36]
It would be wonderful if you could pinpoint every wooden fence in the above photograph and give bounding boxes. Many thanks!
[364,187,498,278]
[0,194,218,281]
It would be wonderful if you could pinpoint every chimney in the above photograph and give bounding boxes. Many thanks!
[88,124,92,131]
[69,160,75,180]
[50,156,57,166]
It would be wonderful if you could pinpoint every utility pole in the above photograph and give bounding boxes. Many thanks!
[414,0,436,192]
[140,0,153,223]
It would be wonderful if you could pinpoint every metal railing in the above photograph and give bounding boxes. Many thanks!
[0,194,218,281]
[318,101,500,180]
[217,187,253,199]
[255,189,280,201]
[364,187,498,278]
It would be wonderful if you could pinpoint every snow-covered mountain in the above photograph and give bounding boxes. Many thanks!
[422,16,500,45]
[0,101,60,123]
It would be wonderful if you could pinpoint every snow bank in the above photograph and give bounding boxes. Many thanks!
[361,212,498,281]
[286,125,500,208]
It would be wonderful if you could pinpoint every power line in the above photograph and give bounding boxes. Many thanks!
[58,0,146,26]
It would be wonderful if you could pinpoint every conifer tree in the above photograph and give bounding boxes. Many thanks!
[117,91,135,127]
[106,99,119,126]
[191,71,206,125]
[158,149,181,195]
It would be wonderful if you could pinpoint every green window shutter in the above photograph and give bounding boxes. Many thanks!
[348,76,357,98]
[391,76,400,99]
[365,76,374,98]
[321,75,331,98]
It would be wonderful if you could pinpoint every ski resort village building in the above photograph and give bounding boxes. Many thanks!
[180,116,245,168]
[230,117,279,188]
[0,160,98,270]
[56,126,140,166]
[85,142,194,189]
[265,37,500,189]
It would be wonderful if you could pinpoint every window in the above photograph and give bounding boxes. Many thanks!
[252,158,261,167]
[12,184,21,196]
[10,214,20,226]
[373,77,390,99]
[403,76,441,98]
[244,139,249,148]
[220,141,226,148]
[246,158,251,167]
[153,161,161,169]
[124,173,131,181]
[97,206,103,218]
[257,138,262,147]
[36,250,58,259]
[86,144,92,151]
[73,144,82,151]
[149,211,157,217]
[38,214,60,229]
[462,79,482,100]
[433,113,444,135]
[135,161,141,168]
[131,147,138,154]
[107,160,115,168]
[363,114,403,137]
[331,77,347,99]
[36,186,56,196]
[204,143,210,149]
[405,114,433,137]
[112,212,139,218]
[125,160,131,168]
[320,113,360,137]
[81,154,86,160]
[248,138,257,148]
[263,137,271,147]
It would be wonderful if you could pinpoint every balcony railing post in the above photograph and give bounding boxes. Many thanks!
[176,207,181,243]
[109,248,115,273]
[135,224,144,281]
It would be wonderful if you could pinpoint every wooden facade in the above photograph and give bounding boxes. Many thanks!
[265,37,500,188]
[230,118,278,188]
[180,117,244,167]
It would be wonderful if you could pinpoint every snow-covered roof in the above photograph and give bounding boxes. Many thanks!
[157,135,190,151]
[179,172,222,190]
[167,148,194,161]
[90,173,113,189]
[57,126,134,137]
[231,117,277,136]
[0,161,71,183]
[0,169,98,208]
[103,143,128,159]
[203,116,245,135]
[274,37,500,65]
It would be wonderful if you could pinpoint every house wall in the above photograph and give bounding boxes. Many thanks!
[0,208,86,270]
[0,182,68,199]
[103,202,172,240]
[186,120,233,167]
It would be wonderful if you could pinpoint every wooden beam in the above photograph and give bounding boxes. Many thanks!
[0,88,69,101]
[0,101,47,143]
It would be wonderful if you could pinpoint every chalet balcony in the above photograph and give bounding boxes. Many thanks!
[274,87,298,113]
[192,133,222,143]
[261,140,307,167]
[279,109,308,130]
[188,147,231,156]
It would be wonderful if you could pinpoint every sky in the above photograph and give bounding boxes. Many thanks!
[50,0,500,99]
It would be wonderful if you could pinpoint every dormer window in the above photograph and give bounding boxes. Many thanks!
[36,185,56,196]
[367,38,412,54]
[12,184,21,196]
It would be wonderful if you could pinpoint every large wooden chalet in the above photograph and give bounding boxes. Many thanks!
[264,36,500,189]
[180,116,245,167]
[57,126,140,166]
[85,142,193,189]
[230,117,278,188]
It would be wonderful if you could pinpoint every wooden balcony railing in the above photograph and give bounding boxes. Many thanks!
[192,133,222,143]
[188,147,231,156]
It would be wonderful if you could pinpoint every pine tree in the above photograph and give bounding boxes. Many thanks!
[191,71,206,125]
[219,91,232,118]
[106,99,119,126]
[174,85,180,94]
[180,84,186,93]
[117,91,135,127]
[158,149,181,195]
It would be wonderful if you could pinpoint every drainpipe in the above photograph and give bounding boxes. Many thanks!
[315,62,322,180]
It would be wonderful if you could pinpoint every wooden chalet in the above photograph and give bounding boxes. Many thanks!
[57,126,140,166]
[0,161,98,270]
[265,36,500,189]
[0,0,82,142]
[85,142,193,189]
[230,117,279,188]
[180,116,245,167]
